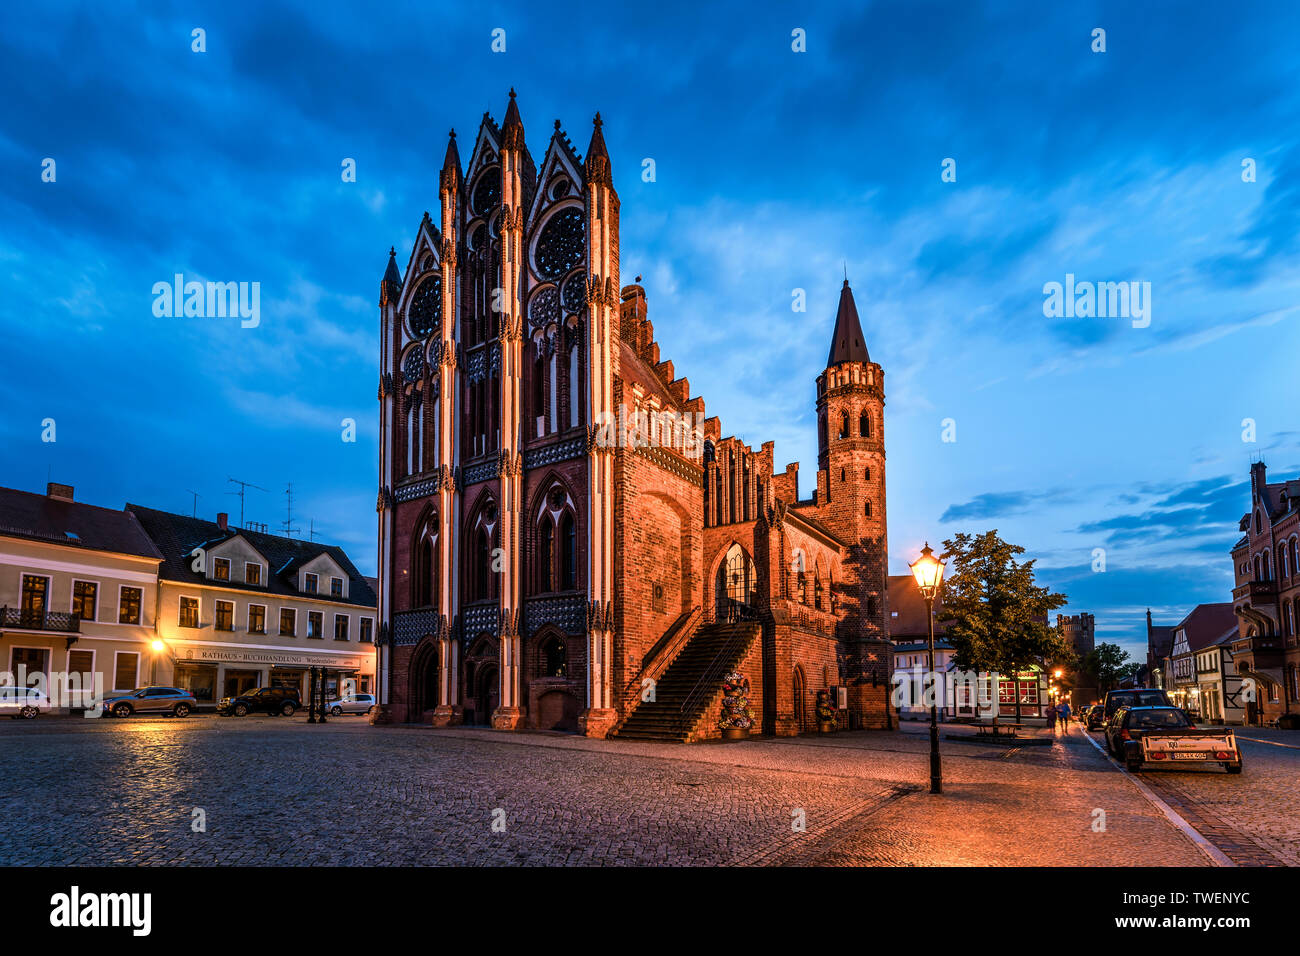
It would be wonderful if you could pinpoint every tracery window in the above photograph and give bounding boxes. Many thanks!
[535,207,585,280]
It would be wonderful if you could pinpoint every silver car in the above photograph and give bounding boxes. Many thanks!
[0,686,52,719]
[102,686,197,718]
[326,693,376,716]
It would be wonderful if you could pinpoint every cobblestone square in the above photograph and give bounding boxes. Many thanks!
[6,716,1292,866]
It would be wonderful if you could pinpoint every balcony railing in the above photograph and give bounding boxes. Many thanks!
[1233,579,1277,601]
[0,606,82,633]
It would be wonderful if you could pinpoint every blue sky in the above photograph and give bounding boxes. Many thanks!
[2,0,1297,663]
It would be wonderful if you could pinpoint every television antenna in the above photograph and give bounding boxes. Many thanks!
[185,490,202,518]
[226,477,267,530]
[281,483,301,538]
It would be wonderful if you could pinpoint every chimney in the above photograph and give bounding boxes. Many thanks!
[46,482,74,502]
[1250,460,1267,499]
[217,512,229,531]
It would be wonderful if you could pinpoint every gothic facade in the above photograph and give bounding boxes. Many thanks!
[373,92,893,739]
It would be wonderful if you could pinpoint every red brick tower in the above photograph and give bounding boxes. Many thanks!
[812,280,891,726]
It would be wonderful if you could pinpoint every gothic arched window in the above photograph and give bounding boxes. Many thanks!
[864,501,872,517]
[476,529,491,600]
[538,517,554,592]
[839,413,849,439]
[864,466,870,481]
[542,635,567,677]
[860,411,870,437]
[560,512,577,590]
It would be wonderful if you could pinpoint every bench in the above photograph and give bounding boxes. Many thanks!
[974,721,1026,738]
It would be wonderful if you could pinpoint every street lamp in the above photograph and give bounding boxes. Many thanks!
[149,639,166,684]
[910,542,946,795]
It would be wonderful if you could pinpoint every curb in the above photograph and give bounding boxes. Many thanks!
[1079,729,1233,867]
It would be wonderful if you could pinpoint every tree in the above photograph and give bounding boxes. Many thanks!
[1084,643,1133,694]
[937,531,1070,726]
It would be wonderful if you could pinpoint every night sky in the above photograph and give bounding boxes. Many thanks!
[3,0,1297,662]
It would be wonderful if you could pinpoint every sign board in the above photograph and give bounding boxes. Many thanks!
[170,643,370,670]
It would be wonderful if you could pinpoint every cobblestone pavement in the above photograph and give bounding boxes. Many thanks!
[1084,726,1300,866]
[0,714,1211,866]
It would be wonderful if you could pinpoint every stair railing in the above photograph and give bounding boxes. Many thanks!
[621,606,702,707]
[676,604,759,736]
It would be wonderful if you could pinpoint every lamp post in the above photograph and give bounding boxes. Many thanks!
[910,542,946,795]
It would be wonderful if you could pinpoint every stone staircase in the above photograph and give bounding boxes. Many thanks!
[612,620,759,742]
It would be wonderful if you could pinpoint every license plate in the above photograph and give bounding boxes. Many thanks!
[1171,752,1208,760]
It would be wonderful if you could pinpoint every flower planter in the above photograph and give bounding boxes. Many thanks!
[722,727,748,741]
[818,721,835,734]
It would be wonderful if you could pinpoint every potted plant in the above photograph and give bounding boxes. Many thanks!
[718,671,754,740]
[816,690,836,733]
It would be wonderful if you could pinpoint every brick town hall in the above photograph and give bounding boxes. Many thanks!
[373,92,892,740]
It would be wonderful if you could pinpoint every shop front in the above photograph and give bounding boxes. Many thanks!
[165,641,374,709]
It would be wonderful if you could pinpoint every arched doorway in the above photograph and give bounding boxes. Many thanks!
[716,543,755,620]
[793,666,807,733]
[409,640,440,720]
[421,651,439,713]
[478,664,499,726]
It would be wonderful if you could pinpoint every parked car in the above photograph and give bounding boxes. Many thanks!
[0,685,52,719]
[102,686,197,718]
[1105,705,1242,774]
[1086,703,1110,730]
[1100,687,1172,726]
[217,686,301,717]
[326,693,376,716]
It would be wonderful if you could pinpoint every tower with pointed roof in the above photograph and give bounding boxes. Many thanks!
[809,279,891,717]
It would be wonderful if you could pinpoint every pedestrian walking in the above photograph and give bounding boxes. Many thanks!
[1057,699,1071,732]
[1044,701,1056,733]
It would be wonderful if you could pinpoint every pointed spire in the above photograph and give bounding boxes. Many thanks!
[383,246,401,287]
[585,111,613,186]
[501,88,525,148]
[442,128,461,172]
[826,278,869,367]
[380,247,402,307]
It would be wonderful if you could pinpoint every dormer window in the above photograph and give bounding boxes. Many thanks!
[330,577,343,598]
[304,572,318,594]
[245,562,262,586]
[213,558,230,582]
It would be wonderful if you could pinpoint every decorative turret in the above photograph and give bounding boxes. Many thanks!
[380,247,401,306]
[440,128,461,192]
[584,112,614,189]
[501,88,525,149]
